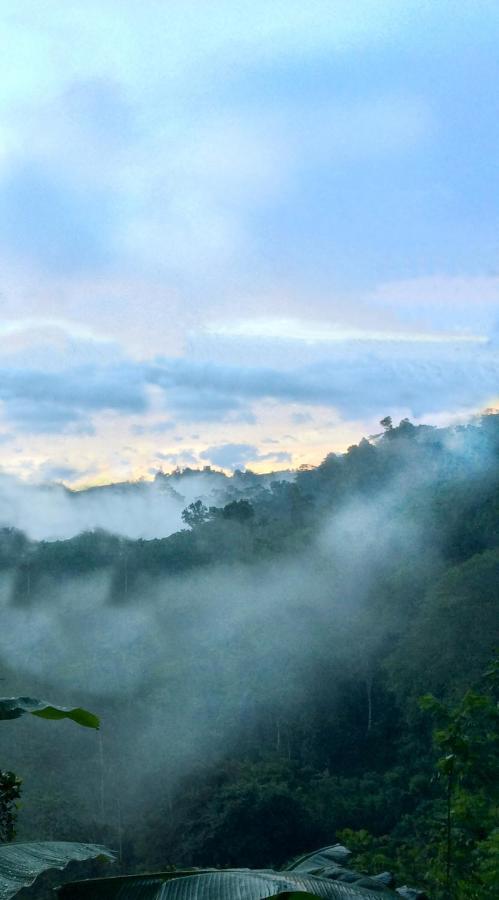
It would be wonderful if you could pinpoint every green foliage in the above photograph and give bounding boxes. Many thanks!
[0,697,99,851]
[2,413,499,893]
[0,698,109,897]
[0,774,21,844]
[221,499,255,522]
[0,698,99,730]
[418,663,499,899]
[331,658,499,899]
[390,551,499,699]
[57,857,397,899]
[181,501,212,529]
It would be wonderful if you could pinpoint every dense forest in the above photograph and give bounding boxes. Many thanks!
[1,414,498,898]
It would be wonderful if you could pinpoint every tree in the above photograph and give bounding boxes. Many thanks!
[181,501,211,528]
[0,697,110,898]
[0,772,21,842]
[0,697,99,843]
[221,500,254,523]
[419,655,499,899]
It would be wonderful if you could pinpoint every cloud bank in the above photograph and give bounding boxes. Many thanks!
[0,339,496,439]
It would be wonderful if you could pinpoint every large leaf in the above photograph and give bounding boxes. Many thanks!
[0,698,99,729]
[284,846,391,892]
[0,841,114,899]
[58,867,398,899]
[286,846,353,873]
[155,872,394,899]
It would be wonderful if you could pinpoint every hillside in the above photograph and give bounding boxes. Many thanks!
[0,414,498,898]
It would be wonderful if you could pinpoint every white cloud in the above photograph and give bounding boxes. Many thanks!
[0,317,112,344]
[207,317,486,344]
[200,442,291,470]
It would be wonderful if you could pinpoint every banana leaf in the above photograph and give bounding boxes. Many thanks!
[0,698,99,729]
[57,867,398,899]
[286,846,352,872]
[0,841,114,899]
[284,846,391,892]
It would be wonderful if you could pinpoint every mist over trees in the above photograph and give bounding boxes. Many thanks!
[1,414,498,897]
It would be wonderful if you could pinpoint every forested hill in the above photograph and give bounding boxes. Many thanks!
[3,414,499,625]
[1,414,498,898]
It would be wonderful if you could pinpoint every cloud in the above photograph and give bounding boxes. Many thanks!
[0,31,434,282]
[0,0,496,298]
[260,450,292,463]
[0,317,113,346]
[132,420,174,436]
[0,470,187,540]
[156,450,198,466]
[200,443,259,469]
[200,442,291,470]
[0,365,145,410]
[0,363,147,433]
[0,335,497,440]
[291,412,313,425]
[4,399,94,435]
[148,367,258,422]
[207,317,485,344]
[152,343,499,423]
[0,161,117,272]
[0,0,497,483]
[36,462,88,482]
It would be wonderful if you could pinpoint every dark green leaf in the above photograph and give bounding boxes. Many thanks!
[58,868,398,899]
[0,698,99,730]
[286,845,352,872]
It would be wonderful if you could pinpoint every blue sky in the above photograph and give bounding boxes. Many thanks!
[0,1,498,483]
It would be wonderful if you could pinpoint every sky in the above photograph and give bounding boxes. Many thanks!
[0,0,498,486]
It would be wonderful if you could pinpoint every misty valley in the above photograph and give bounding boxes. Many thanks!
[4,1,499,895]
[0,415,497,899]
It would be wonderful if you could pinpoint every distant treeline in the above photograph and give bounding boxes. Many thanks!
[3,414,499,599]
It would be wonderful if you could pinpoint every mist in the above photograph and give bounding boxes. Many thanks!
[0,468,290,541]
[0,416,497,872]
[0,445,434,824]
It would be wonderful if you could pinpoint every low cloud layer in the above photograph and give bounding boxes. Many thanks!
[0,339,497,439]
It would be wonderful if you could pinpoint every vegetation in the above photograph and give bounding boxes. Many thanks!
[0,772,21,844]
[0,698,109,898]
[57,844,400,899]
[0,842,114,900]
[1,414,498,897]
